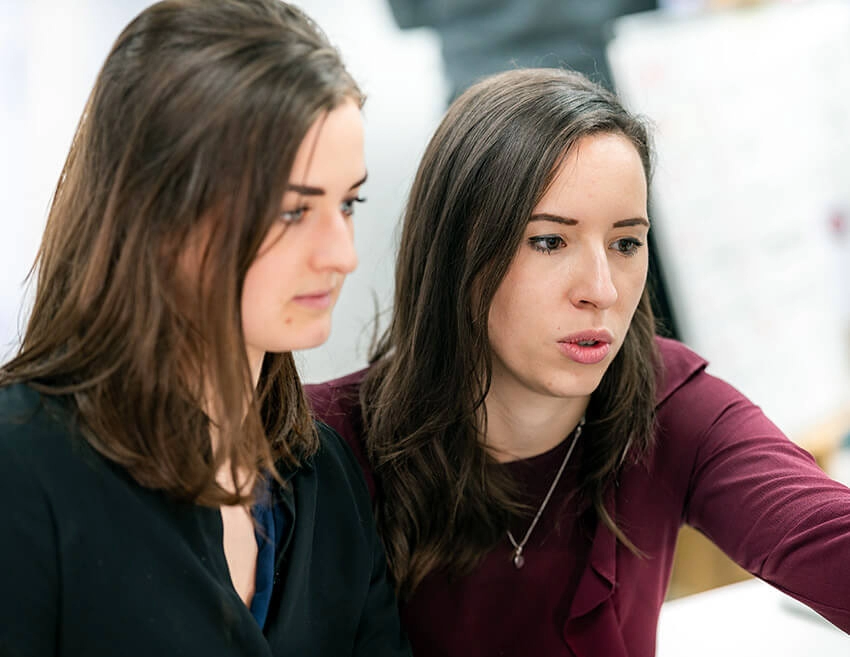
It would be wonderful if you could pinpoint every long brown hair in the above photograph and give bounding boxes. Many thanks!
[0,0,362,506]
[363,69,659,597]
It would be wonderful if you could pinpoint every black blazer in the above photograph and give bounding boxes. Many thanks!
[0,383,410,657]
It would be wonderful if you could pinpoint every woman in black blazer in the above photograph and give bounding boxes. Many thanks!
[0,2,409,655]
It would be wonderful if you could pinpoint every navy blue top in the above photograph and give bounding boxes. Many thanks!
[250,477,283,629]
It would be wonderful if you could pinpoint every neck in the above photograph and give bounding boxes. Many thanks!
[483,378,588,463]
[206,346,265,496]
[215,455,256,497]
[247,346,265,390]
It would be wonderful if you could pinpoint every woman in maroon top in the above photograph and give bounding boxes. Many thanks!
[307,68,850,656]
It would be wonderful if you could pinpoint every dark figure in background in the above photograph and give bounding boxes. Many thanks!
[388,0,656,97]
[386,0,678,338]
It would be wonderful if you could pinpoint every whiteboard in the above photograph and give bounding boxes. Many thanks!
[607,0,850,438]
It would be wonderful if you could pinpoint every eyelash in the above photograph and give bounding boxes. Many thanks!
[279,196,367,224]
[528,235,645,256]
[341,196,367,217]
[529,235,565,254]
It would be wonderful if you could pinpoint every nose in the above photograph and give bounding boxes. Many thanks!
[568,246,618,310]
[312,209,358,275]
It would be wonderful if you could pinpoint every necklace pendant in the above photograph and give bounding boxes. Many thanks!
[505,415,583,572]
[512,550,525,569]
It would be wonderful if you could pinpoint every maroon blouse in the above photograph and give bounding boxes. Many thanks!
[306,337,850,656]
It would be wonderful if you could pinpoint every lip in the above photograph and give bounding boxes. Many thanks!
[557,329,614,365]
[292,289,334,310]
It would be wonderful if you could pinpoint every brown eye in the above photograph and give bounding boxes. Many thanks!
[611,238,643,256]
[528,235,566,254]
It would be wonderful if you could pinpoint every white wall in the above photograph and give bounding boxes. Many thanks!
[286,1,447,382]
[608,1,850,438]
[0,0,446,382]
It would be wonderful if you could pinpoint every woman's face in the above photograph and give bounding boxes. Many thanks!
[241,98,365,371]
[487,132,649,404]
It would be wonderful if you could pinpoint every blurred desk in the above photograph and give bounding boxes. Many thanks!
[657,579,850,656]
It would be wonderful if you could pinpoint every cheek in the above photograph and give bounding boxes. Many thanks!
[489,251,535,311]
[486,271,542,367]
[242,260,271,314]
[240,271,269,339]
[614,264,648,333]
[618,254,648,303]
[241,245,297,323]
[627,271,647,309]
[487,278,524,343]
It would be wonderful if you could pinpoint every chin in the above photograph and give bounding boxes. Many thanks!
[544,385,598,401]
[253,322,331,354]
[542,371,606,400]
[289,325,333,352]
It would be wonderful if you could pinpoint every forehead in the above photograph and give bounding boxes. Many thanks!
[533,133,647,218]
[290,99,365,185]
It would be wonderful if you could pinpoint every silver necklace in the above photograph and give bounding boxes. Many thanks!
[507,416,584,569]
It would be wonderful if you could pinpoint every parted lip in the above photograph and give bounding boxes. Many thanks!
[293,289,333,299]
[558,329,614,345]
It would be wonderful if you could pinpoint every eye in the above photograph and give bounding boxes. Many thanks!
[340,196,366,217]
[610,237,644,256]
[279,207,308,224]
[528,235,566,255]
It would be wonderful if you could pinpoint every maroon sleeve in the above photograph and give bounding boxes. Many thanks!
[305,370,377,500]
[660,366,850,631]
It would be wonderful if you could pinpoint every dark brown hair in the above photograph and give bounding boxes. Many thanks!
[0,0,362,505]
[363,68,659,597]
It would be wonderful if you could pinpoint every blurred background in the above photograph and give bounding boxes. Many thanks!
[2,0,850,646]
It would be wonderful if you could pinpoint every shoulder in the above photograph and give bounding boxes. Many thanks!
[653,337,754,422]
[0,382,51,428]
[647,337,794,484]
[298,420,375,531]
[305,368,366,430]
[654,336,709,406]
[305,370,374,494]
[0,384,120,506]
[620,339,796,518]
[312,420,363,481]
[0,384,48,484]
[646,338,742,475]
[0,384,79,469]
[0,385,88,556]
[310,420,370,495]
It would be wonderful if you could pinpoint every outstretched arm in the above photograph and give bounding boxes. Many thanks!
[673,371,850,631]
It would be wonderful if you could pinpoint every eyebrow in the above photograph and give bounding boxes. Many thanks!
[286,172,368,196]
[529,213,650,228]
